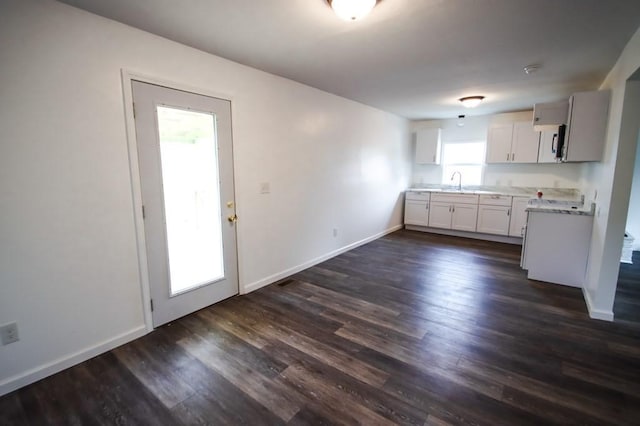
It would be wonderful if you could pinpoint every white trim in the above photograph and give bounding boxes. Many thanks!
[120,69,240,331]
[121,69,236,103]
[242,224,403,294]
[0,326,147,397]
[582,288,615,321]
[404,225,523,245]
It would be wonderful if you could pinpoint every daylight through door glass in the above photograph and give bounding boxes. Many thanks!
[156,106,224,296]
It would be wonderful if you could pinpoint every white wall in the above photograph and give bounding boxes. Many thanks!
[412,113,585,189]
[0,0,411,395]
[582,26,640,320]
[626,134,640,250]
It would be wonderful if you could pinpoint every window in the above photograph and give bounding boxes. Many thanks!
[441,141,485,186]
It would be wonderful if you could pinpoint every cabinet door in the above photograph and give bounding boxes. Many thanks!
[537,130,558,163]
[415,128,441,164]
[509,197,529,237]
[404,200,429,226]
[485,124,513,163]
[451,203,478,232]
[477,205,510,235]
[428,202,452,229]
[511,122,540,163]
[564,90,610,162]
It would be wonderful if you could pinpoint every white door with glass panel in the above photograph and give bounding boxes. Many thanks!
[132,81,238,328]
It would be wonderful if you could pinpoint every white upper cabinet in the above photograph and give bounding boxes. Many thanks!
[511,122,541,163]
[415,128,441,164]
[486,124,514,163]
[563,90,611,162]
[537,130,559,163]
[532,101,569,131]
[486,121,539,164]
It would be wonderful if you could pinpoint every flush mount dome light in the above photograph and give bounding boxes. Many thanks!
[329,0,377,21]
[459,96,485,108]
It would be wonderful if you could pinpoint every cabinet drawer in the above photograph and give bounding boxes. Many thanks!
[479,194,512,206]
[405,191,431,201]
[430,193,478,204]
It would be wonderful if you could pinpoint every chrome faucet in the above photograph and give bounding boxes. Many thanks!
[451,171,462,191]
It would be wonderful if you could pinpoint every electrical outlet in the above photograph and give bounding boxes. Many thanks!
[1,322,19,345]
[260,182,270,194]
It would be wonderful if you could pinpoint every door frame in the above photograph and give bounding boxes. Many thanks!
[121,69,242,332]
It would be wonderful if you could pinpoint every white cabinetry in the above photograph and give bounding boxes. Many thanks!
[404,192,430,226]
[563,90,610,162]
[486,124,513,163]
[533,101,569,131]
[477,195,512,235]
[428,193,479,231]
[511,122,541,163]
[509,197,529,237]
[415,128,441,164]
[523,211,593,287]
[486,122,539,164]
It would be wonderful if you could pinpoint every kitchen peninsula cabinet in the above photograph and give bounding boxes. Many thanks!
[523,209,594,287]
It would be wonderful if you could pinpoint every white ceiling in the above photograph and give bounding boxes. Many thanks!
[58,0,640,120]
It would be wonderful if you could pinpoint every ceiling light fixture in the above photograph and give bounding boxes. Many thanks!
[523,64,541,74]
[328,0,377,21]
[459,96,485,108]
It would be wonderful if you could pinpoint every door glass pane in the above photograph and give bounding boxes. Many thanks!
[156,106,224,296]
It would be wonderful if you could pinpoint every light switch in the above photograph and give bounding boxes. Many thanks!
[260,182,270,194]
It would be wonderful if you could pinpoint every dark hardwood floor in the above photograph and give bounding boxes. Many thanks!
[615,250,640,323]
[2,230,640,425]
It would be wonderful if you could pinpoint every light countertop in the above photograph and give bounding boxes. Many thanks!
[526,199,595,216]
[407,185,582,201]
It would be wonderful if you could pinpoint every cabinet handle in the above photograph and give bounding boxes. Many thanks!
[426,202,429,210]
[507,208,510,217]
[506,153,509,161]
[512,153,515,161]
[433,155,436,162]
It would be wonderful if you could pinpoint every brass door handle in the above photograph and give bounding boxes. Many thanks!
[227,214,238,223]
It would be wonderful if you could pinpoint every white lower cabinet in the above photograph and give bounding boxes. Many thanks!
[405,190,534,242]
[451,203,479,232]
[509,197,530,237]
[477,205,511,235]
[428,193,479,231]
[523,211,593,287]
[428,202,454,229]
[404,192,430,226]
[477,194,512,235]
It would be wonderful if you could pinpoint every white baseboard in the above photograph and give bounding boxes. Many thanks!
[0,325,148,397]
[404,225,523,245]
[241,224,403,295]
[582,288,614,321]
